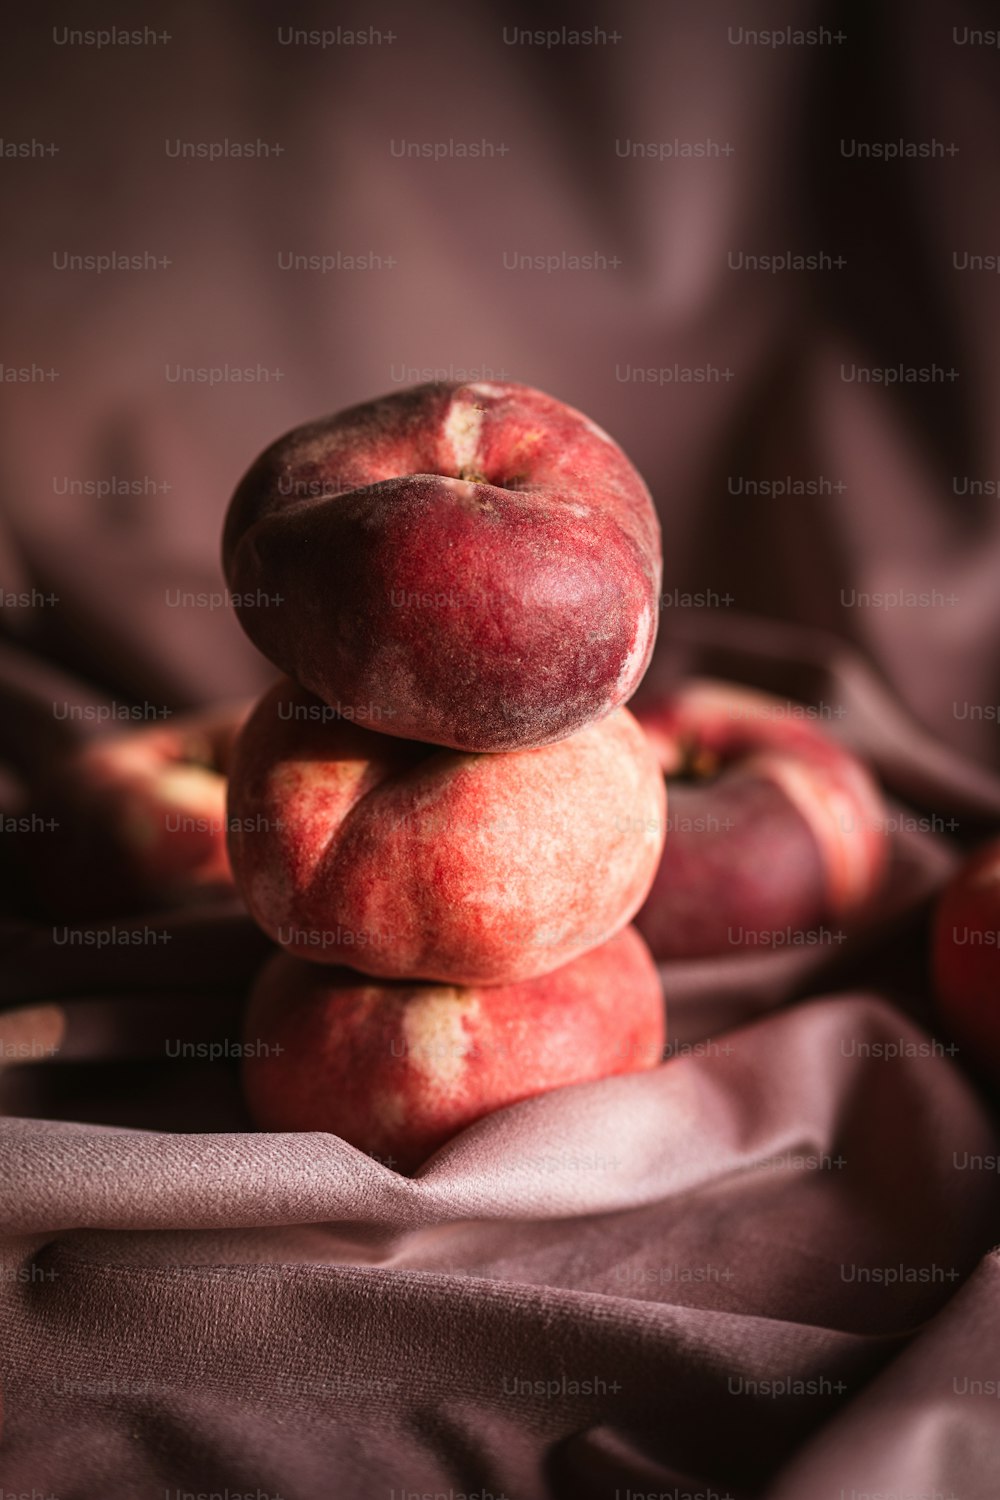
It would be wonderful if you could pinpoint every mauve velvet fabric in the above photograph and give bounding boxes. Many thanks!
[3,2,1000,1496]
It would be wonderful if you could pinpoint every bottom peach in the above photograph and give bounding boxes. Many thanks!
[242,925,665,1172]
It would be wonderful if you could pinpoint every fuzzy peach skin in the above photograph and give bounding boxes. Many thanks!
[241,924,665,1172]
[227,678,666,984]
[25,702,249,918]
[933,837,1000,1080]
[221,380,661,753]
[632,679,888,960]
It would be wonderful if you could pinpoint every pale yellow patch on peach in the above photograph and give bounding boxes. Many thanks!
[154,765,226,812]
[443,395,485,475]
[401,990,478,1092]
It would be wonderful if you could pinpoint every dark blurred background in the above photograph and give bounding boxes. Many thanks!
[1,0,999,759]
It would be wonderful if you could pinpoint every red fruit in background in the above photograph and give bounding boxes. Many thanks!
[241,925,665,1173]
[227,678,666,985]
[933,837,1000,1076]
[23,702,249,918]
[633,679,888,960]
[222,380,661,753]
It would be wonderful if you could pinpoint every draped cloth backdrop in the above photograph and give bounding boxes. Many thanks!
[1,3,999,1496]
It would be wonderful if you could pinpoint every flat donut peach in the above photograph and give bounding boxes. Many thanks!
[633,679,888,960]
[241,925,666,1172]
[23,702,249,918]
[222,380,661,752]
[227,678,666,984]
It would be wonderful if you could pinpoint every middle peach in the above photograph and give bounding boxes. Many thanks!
[228,679,666,985]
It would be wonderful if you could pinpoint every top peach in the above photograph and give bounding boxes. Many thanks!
[222,381,661,752]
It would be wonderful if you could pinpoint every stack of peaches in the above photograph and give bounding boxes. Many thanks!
[23,381,1000,1165]
[220,382,669,1171]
